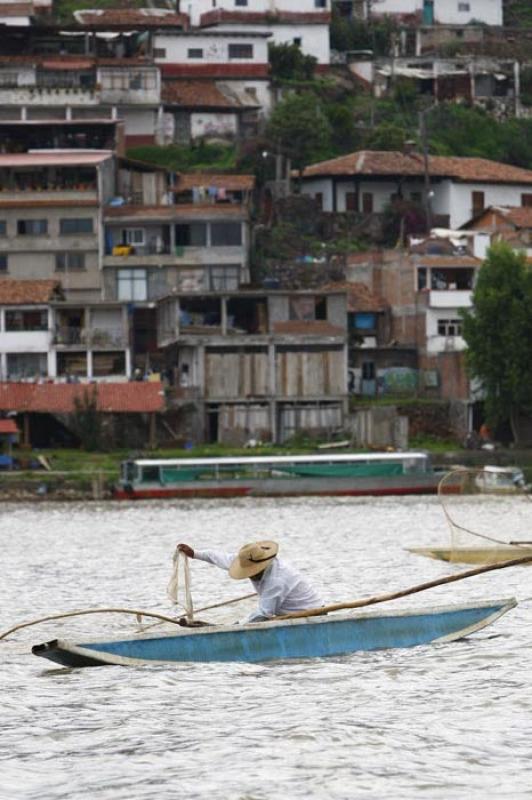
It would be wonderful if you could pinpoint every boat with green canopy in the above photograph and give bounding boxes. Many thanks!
[114,451,444,500]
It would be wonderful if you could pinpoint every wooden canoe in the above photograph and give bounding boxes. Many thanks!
[32,598,516,668]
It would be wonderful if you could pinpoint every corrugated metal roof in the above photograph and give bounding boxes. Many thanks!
[0,152,112,167]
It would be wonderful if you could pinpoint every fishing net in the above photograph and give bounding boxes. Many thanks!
[436,466,532,562]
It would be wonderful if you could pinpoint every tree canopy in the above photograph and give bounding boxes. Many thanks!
[461,243,532,442]
[265,92,332,174]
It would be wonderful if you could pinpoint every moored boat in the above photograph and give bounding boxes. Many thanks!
[407,546,532,565]
[32,598,516,668]
[114,451,445,500]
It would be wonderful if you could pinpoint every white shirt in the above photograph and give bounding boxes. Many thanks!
[194,549,322,623]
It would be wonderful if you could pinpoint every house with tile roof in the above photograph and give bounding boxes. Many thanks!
[0,279,62,382]
[188,0,331,65]
[300,150,532,229]
[462,205,532,258]
[0,278,134,382]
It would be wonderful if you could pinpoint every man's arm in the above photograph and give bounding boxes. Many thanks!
[177,543,234,572]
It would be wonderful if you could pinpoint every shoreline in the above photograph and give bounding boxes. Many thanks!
[1,448,531,502]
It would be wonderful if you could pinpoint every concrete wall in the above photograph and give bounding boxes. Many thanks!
[154,33,270,64]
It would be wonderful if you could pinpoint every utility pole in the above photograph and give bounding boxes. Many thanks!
[419,109,433,232]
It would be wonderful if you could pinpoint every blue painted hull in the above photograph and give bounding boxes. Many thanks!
[32,599,516,668]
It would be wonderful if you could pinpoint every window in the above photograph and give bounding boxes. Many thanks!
[417,267,427,290]
[55,252,86,271]
[228,44,253,59]
[521,194,532,207]
[7,352,48,379]
[0,221,6,236]
[117,268,147,301]
[362,361,375,380]
[315,0,327,7]
[410,192,422,203]
[17,219,47,235]
[362,193,374,213]
[5,309,48,332]
[0,254,7,272]
[438,319,463,336]
[175,223,207,247]
[346,192,358,211]
[458,2,470,10]
[235,0,248,5]
[207,265,240,291]
[471,191,485,216]
[289,296,326,321]
[122,228,145,246]
[293,37,302,47]
[187,48,204,59]
[153,48,166,59]
[60,218,93,235]
[211,222,242,246]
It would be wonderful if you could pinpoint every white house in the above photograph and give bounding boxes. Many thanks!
[0,280,60,380]
[191,0,331,65]
[355,0,503,26]
[300,150,532,229]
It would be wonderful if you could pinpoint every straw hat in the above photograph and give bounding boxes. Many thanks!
[229,540,279,580]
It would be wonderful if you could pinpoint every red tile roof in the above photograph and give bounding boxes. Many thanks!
[174,173,255,192]
[273,321,345,337]
[104,204,246,220]
[0,382,166,414]
[0,280,64,304]
[75,9,188,27]
[413,255,480,267]
[302,150,532,185]
[160,63,269,79]
[162,79,239,108]
[492,206,532,228]
[0,3,33,16]
[200,10,331,26]
[0,418,19,434]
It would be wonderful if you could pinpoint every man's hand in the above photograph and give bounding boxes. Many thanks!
[177,543,194,558]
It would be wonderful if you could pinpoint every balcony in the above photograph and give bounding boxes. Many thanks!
[53,327,128,348]
[429,289,472,309]
[0,86,99,107]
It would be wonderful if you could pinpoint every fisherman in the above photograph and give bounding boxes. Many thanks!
[176,541,322,623]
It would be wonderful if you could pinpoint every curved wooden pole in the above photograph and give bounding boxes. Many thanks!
[278,555,532,621]
[0,608,183,642]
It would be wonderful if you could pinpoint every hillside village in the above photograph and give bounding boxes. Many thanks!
[0,0,531,452]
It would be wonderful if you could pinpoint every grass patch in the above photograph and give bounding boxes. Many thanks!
[126,143,238,173]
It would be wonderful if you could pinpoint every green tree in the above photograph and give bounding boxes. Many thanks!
[70,386,103,451]
[268,42,317,82]
[265,92,332,177]
[461,244,532,443]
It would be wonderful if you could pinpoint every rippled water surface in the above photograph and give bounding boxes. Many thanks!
[1,496,531,800]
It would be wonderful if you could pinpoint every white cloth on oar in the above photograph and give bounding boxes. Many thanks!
[194,549,322,623]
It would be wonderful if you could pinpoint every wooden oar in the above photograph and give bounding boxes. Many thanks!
[278,555,532,621]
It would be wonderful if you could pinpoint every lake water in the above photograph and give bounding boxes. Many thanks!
[1,496,531,800]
